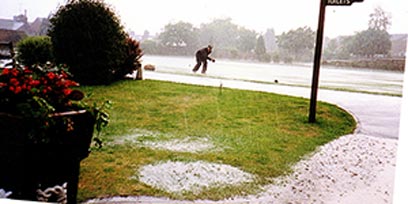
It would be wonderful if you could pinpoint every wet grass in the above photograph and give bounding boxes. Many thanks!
[77,79,356,201]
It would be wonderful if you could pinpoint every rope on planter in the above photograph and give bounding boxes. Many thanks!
[0,189,12,198]
[37,182,67,204]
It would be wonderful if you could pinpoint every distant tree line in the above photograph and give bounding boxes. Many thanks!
[141,6,395,64]
[142,18,261,62]
[142,18,260,60]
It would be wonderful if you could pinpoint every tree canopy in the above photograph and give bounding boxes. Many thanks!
[277,26,315,62]
[48,0,141,85]
[369,6,392,31]
[349,29,391,57]
[158,21,198,55]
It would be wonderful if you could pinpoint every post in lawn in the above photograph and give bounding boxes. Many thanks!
[308,0,364,123]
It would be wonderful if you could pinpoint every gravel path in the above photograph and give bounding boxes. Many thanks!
[241,133,397,204]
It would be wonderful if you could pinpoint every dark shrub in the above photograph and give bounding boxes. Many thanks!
[16,36,54,66]
[48,0,140,85]
[119,37,143,80]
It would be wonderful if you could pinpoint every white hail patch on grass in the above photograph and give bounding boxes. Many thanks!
[112,129,161,145]
[135,160,254,194]
[113,129,219,153]
[142,137,217,153]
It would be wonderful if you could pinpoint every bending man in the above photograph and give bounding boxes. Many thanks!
[192,45,215,74]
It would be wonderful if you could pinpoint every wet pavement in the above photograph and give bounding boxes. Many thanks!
[142,55,404,96]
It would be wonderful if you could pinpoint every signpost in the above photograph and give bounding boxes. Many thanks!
[326,0,363,6]
[308,0,364,123]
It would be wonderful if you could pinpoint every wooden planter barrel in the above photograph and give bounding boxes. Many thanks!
[0,110,95,204]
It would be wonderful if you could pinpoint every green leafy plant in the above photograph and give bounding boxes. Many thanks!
[16,36,54,66]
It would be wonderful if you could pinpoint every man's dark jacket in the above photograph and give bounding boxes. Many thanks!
[195,47,212,62]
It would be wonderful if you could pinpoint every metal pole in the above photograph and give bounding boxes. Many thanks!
[309,0,327,123]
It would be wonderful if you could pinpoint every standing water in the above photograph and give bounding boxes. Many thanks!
[141,55,404,96]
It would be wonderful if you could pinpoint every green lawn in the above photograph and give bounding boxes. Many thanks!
[77,79,356,201]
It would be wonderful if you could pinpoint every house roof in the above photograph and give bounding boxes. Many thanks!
[31,18,44,32]
[0,29,27,44]
[0,19,24,31]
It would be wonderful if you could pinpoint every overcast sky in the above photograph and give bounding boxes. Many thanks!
[0,0,407,38]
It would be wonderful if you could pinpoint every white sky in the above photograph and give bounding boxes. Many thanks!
[0,0,407,38]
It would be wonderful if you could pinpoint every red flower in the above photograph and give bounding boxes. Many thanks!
[10,68,19,77]
[10,78,19,86]
[30,80,41,86]
[63,88,72,96]
[14,86,22,94]
[2,68,9,75]
[47,72,56,80]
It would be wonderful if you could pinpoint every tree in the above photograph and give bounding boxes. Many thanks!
[264,28,278,53]
[323,37,338,60]
[323,36,354,60]
[369,6,392,31]
[255,35,266,55]
[199,18,238,50]
[347,6,392,58]
[236,28,257,53]
[277,26,315,62]
[198,18,257,59]
[158,21,199,55]
[48,0,139,85]
[141,30,150,41]
[337,36,355,59]
[255,35,271,62]
[349,29,391,58]
[141,39,160,55]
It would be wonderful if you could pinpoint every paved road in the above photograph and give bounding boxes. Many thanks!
[142,55,404,96]
[143,71,402,139]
